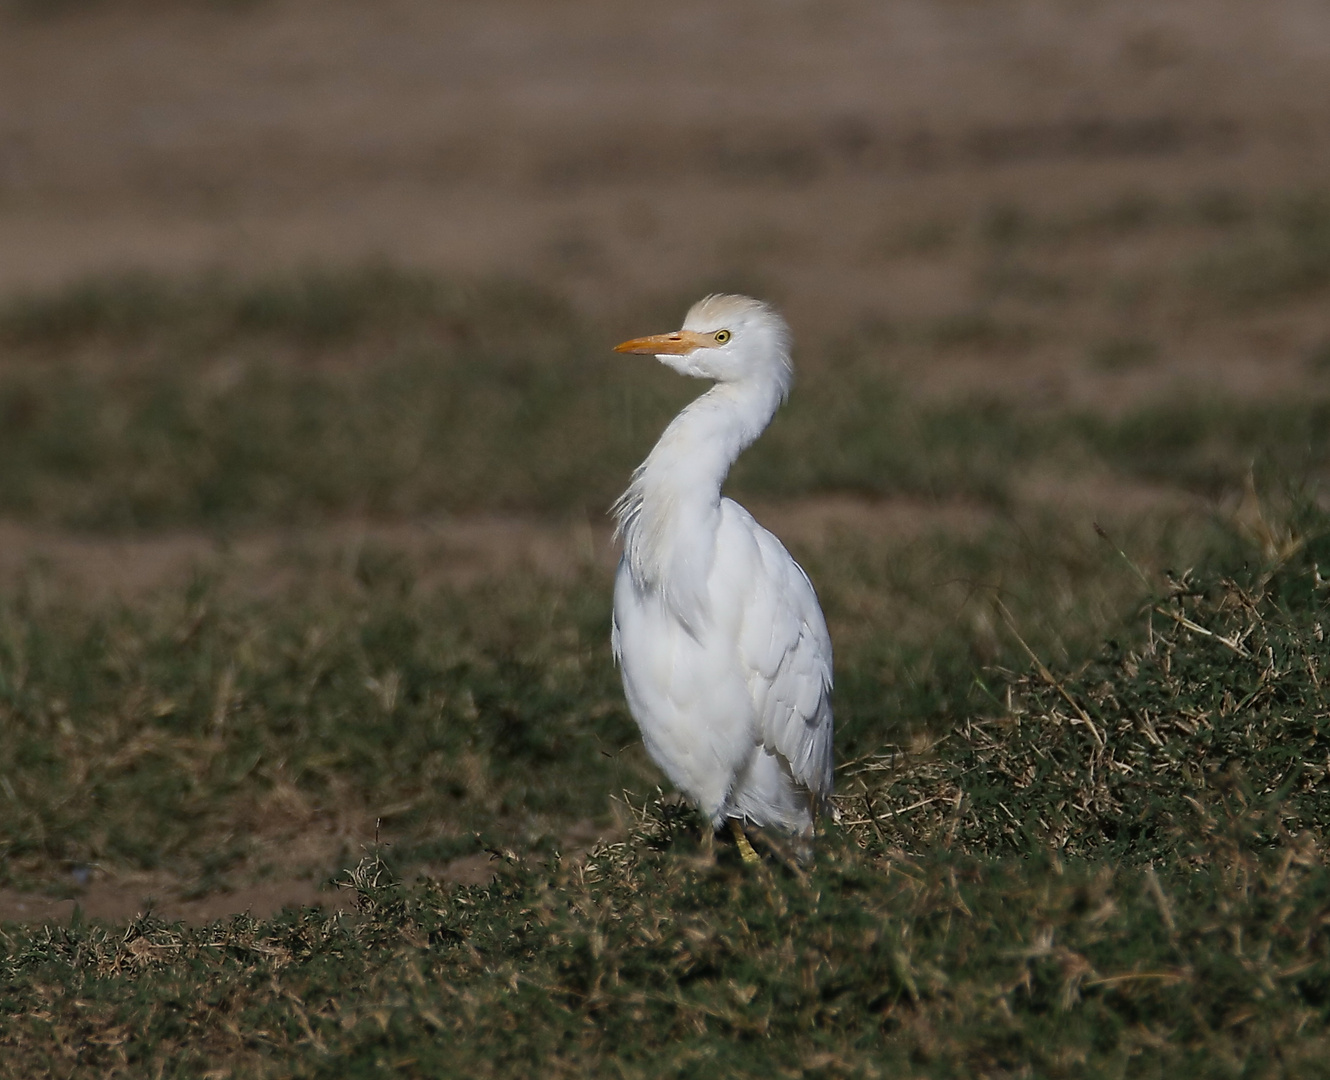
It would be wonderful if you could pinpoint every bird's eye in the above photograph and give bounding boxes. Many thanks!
[714,329,732,344]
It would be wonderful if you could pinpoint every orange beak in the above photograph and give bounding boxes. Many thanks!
[614,330,710,355]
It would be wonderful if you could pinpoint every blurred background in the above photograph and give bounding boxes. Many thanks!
[3,0,1330,918]
[5,0,1330,387]
[1,0,1329,555]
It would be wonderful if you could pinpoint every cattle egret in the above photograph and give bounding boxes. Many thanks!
[610,295,834,861]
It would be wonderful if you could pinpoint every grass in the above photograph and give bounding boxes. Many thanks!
[1189,192,1330,308]
[1,511,1327,1077]
[1087,336,1158,372]
[893,186,1330,352]
[0,505,1194,892]
[850,517,1330,865]
[4,0,261,19]
[3,834,1324,1077]
[0,261,1329,1075]
[0,264,1329,529]
[0,555,634,889]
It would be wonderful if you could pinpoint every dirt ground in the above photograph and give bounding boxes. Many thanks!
[0,0,1321,922]
[0,478,1196,605]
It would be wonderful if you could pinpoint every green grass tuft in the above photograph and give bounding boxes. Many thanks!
[849,511,1330,865]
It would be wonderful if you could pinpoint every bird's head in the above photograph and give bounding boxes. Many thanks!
[615,294,792,393]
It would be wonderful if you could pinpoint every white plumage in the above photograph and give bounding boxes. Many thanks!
[610,295,834,841]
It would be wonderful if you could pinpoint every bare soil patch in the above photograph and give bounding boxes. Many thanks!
[0,815,621,925]
[0,879,354,926]
[0,481,1191,603]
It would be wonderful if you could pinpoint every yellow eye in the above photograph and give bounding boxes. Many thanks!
[714,329,732,344]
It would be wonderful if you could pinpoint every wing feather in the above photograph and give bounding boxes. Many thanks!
[735,516,835,801]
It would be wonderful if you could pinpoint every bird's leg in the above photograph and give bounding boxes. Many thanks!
[729,819,760,865]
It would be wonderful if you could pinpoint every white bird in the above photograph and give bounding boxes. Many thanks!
[610,295,834,859]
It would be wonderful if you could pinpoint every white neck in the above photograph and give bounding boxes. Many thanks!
[613,376,784,626]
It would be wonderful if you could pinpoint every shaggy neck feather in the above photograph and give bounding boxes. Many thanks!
[613,377,784,626]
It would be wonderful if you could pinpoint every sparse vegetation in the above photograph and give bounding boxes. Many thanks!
[7,3,1330,1071]
[0,215,1327,1075]
[1,266,1329,530]
[1087,336,1158,371]
[1,496,1327,1076]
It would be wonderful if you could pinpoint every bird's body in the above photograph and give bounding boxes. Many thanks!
[610,295,833,839]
